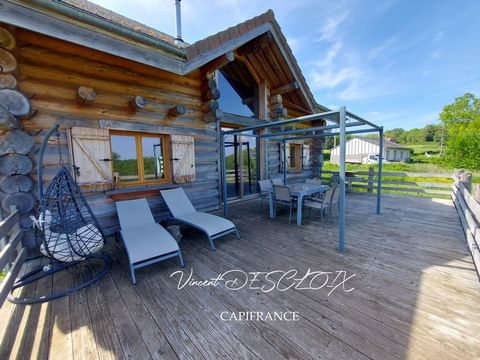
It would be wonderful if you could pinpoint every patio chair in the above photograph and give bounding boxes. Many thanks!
[273,184,295,224]
[161,188,240,251]
[271,178,284,185]
[303,185,338,229]
[258,180,273,208]
[116,198,184,285]
[305,178,325,201]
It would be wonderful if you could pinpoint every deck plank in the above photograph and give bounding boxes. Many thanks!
[80,259,126,360]
[108,267,180,360]
[0,258,40,359]
[48,260,73,360]
[21,257,53,360]
[1,193,479,360]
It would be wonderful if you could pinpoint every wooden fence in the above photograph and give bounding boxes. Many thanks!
[0,207,26,307]
[451,170,480,278]
[320,168,452,197]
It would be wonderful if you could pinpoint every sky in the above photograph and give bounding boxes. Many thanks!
[90,0,480,130]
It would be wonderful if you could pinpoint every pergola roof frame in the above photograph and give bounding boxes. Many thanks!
[219,107,384,252]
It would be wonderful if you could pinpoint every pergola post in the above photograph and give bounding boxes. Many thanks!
[339,106,346,252]
[377,127,384,214]
[220,132,228,217]
[219,108,381,251]
[264,136,269,179]
[282,140,287,184]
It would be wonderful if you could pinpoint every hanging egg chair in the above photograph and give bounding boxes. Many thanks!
[8,124,111,304]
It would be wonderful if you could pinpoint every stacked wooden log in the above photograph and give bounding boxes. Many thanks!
[310,137,324,178]
[0,27,36,249]
[269,94,288,120]
[202,73,223,123]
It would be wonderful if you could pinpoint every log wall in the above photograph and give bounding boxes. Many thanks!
[8,26,219,235]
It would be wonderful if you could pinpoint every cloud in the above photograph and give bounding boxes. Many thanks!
[367,36,398,59]
[286,37,303,54]
[317,13,348,42]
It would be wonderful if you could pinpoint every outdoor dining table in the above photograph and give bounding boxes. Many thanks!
[268,182,329,225]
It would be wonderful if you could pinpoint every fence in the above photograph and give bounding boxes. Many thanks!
[320,168,452,197]
[0,207,26,307]
[451,170,480,278]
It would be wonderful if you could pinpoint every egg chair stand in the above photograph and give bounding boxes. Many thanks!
[8,124,111,305]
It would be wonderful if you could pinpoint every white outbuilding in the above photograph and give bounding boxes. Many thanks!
[330,137,411,164]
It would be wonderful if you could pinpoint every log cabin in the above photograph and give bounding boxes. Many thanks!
[0,0,330,249]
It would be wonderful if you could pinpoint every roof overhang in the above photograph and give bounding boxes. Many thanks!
[1,2,326,114]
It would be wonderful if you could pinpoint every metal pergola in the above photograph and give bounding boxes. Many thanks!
[220,106,384,252]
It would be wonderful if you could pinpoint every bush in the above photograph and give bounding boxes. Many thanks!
[445,132,480,170]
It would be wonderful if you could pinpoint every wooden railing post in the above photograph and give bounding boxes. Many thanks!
[0,206,26,307]
[460,172,472,192]
[474,184,480,202]
[451,170,480,279]
[367,167,374,193]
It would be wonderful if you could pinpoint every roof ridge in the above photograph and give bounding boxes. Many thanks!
[59,0,179,47]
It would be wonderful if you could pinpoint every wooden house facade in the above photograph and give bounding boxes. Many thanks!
[0,0,327,248]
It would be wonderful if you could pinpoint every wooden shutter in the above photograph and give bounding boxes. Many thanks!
[280,142,290,172]
[68,127,113,192]
[171,135,195,184]
[302,144,310,169]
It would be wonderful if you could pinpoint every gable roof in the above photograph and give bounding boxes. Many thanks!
[355,137,411,149]
[59,0,178,46]
[2,1,323,112]
[184,10,317,112]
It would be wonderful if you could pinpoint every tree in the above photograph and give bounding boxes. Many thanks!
[385,128,404,140]
[422,124,437,142]
[440,93,480,130]
[440,92,480,170]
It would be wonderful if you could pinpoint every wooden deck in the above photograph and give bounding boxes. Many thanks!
[1,193,479,360]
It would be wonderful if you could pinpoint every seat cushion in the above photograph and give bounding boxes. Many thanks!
[177,212,235,237]
[41,224,104,262]
[121,223,179,264]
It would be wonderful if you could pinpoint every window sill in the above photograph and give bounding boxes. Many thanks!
[105,183,179,201]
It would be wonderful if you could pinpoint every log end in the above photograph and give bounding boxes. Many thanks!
[76,86,96,105]
[1,192,35,214]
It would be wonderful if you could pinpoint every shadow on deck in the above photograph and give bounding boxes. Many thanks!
[0,193,479,359]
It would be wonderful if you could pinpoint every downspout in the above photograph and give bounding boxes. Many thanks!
[26,0,185,58]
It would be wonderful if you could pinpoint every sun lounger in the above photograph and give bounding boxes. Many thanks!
[161,188,239,251]
[115,198,184,284]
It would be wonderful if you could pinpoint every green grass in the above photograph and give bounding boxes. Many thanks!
[0,270,4,281]
[322,161,451,174]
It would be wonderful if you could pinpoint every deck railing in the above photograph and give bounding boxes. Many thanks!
[320,168,452,197]
[451,170,480,278]
[0,207,26,307]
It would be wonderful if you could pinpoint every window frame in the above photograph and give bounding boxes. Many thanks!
[109,130,171,187]
[289,143,303,172]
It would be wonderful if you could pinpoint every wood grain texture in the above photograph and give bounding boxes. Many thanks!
[0,88,31,117]
[1,193,479,359]
[0,48,16,73]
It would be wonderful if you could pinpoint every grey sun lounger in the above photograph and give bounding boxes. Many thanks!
[115,198,184,284]
[161,188,239,251]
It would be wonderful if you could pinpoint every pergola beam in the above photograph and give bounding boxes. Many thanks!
[222,110,340,135]
[269,127,378,141]
[346,110,381,130]
[219,106,382,254]
[260,121,364,139]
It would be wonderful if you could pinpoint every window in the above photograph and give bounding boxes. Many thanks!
[110,131,170,185]
[289,143,302,172]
